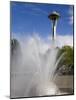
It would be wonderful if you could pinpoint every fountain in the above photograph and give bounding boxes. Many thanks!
[10,12,62,98]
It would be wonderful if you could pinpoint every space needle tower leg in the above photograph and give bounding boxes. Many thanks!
[52,19,57,47]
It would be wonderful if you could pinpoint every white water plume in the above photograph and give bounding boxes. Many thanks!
[11,35,63,98]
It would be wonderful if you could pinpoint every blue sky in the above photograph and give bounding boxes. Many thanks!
[11,2,73,39]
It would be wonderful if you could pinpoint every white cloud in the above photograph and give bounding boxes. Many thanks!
[68,6,73,25]
[69,15,73,25]
[11,32,73,51]
[46,34,73,47]
[56,35,73,47]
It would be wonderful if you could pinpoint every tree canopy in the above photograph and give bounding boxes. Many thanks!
[56,45,74,75]
[11,39,21,58]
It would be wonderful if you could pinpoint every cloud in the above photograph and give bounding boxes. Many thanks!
[68,6,73,25]
[46,34,73,48]
[21,3,48,16]
[56,35,73,47]
[11,32,73,51]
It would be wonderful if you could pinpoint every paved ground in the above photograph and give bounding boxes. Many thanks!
[10,74,74,98]
[54,75,74,94]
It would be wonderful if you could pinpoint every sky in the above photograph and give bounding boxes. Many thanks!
[11,1,74,47]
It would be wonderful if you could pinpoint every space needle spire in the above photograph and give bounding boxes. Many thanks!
[48,11,60,46]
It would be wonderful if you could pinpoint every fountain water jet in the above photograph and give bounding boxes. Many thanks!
[10,12,62,98]
[11,35,64,98]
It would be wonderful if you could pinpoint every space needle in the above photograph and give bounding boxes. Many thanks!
[48,11,60,46]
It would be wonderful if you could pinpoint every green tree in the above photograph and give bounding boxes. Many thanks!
[56,45,74,75]
[11,39,21,57]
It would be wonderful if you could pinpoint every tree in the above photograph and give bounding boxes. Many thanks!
[56,45,74,75]
[11,39,21,55]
